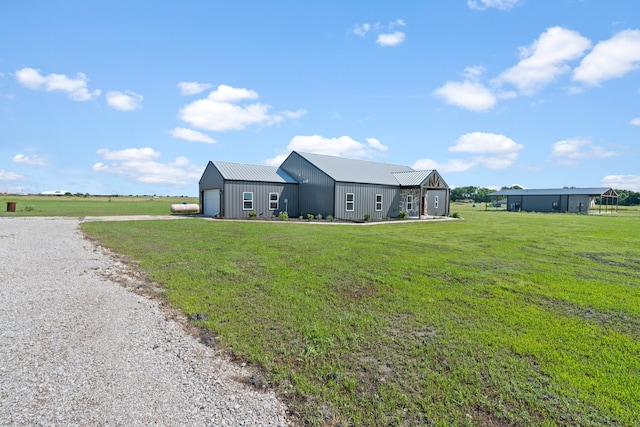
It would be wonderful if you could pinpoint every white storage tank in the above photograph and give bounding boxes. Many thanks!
[170,203,200,214]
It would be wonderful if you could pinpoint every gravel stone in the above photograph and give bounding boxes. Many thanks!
[0,217,290,426]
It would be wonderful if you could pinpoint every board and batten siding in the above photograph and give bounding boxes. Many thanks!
[334,183,399,220]
[280,152,335,218]
[223,181,298,218]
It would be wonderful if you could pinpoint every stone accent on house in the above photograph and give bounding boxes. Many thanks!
[400,188,422,217]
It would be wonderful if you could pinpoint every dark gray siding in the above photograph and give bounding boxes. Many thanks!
[223,181,298,218]
[199,162,225,214]
[426,189,449,216]
[281,152,335,217]
[505,194,592,213]
[334,183,399,219]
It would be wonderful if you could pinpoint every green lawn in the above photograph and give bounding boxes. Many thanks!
[83,205,640,426]
[0,195,198,217]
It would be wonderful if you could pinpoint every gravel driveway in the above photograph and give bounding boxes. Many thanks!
[0,217,289,426]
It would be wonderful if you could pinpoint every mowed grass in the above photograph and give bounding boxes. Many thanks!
[82,205,640,426]
[0,195,198,217]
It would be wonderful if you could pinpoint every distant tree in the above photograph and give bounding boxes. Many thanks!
[500,185,523,190]
[450,186,494,202]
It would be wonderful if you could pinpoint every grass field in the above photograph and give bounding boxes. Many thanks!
[0,195,198,217]
[80,204,640,426]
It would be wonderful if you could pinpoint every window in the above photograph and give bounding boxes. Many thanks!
[375,194,383,211]
[269,192,279,210]
[407,195,413,210]
[346,193,355,211]
[243,192,253,210]
[552,201,559,211]
[434,195,439,209]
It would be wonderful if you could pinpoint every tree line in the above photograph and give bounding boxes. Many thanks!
[450,186,640,206]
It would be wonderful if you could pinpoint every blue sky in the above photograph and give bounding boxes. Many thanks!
[2,0,640,196]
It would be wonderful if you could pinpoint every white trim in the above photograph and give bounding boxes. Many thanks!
[346,193,355,211]
[269,192,279,210]
[375,194,382,211]
[407,195,413,210]
[434,195,439,209]
[243,192,253,210]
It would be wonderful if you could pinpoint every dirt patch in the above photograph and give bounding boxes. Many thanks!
[535,295,640,338]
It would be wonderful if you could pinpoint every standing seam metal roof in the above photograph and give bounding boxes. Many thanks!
[392,170,436,186]
[211,161,297,183]
[295,152,414,185]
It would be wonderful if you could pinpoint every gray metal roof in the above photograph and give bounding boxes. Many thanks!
[488,187,615,197]
[211,161,297,183]
[295,152,413,185]
[392,170,436,186]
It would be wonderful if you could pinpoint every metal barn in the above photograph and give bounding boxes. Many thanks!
[486,187,618,214]
[199,151,450,219]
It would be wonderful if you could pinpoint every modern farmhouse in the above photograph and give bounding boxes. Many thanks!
[199,151,450,219]
[486,187,618,214]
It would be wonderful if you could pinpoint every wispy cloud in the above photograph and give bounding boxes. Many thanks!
[467,0,522,11]
[15,67,101,101]
[0,170,26,181]
[353,19,407,47]
[170,127,216,144]
[550,137,618,166]
[601,174,640,191]
[93,147,203,185]
[178,81,213,96]
[266,135,388,166]
[630,117,640,126]
[414,132,523,172]
[106,90,143,111]
[13,154,46,166]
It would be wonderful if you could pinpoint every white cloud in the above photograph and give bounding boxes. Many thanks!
[573,30,640,86]
[412,158,476,173]
[601,174,640,191]
[106,90,143,111]
[468,0,521,10]
[353,19,407,46]
[96,147,160,161]
[0,170,25,181]
[178,84,305,131]
[178,81,213,96]
[353,23,371,37]
[15,67,101,101]
[93,147,202,185]
[496,27,592,95]
[450,132,524,154]
[630,117,640,126]
[170,127,216,144]
[12,154,45,166]
[376,31,406,47]
[433,80,497,111]
[550,138,618,166]
[265,135,389,165]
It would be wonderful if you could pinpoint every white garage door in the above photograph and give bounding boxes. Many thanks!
[203,189,220,216]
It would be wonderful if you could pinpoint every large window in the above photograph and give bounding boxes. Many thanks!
[407,195,413,210]
[346,193,355,211]
[375,194,383,211]
[269,192,279,210]
[243,192,253,210]
[434,195,439,209]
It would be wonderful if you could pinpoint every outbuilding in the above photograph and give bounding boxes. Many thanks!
[199,151,450,219]
[486,187,618,214]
